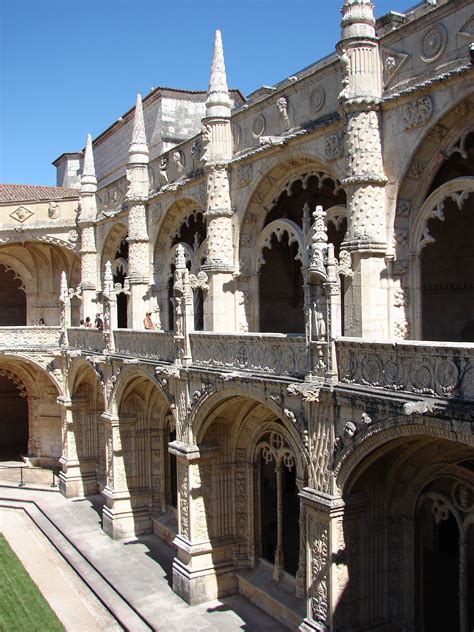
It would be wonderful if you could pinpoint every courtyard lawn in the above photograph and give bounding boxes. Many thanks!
[0,533,64,632]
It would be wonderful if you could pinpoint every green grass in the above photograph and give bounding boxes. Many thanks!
[0,533,65,632]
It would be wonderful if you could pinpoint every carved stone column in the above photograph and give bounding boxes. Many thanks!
[299,489,345,632]
[101,410,151,539]
[58,396,96,497]
[338,0,389,339]
[126,94,150,329]
[201,31,236,332]
[170,441,235,604]
[78,134,99,321]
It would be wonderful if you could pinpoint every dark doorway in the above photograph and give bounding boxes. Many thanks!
[113,237,129,328]
[261,457,277,564]
[0,265,26,326]
[259,233,304,333]
[282,465,299,575]
[0,373,28,459]
[421,194,474,341]
[417,500,459,631]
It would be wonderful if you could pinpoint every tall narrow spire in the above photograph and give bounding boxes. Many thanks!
[81,133,97,193]
[206,30,231,118]
[129,94,149,164]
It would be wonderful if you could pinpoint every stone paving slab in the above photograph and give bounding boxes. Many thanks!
[0,485,286,631]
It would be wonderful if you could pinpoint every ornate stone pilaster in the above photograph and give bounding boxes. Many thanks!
[101,409,152,539]
[170,441,235,605]
[78,134,99,320]
[299,489,345,632]
[126,94,151,328]
[338,0,389,338]
[58,396,97,497]
[201,31,236,332]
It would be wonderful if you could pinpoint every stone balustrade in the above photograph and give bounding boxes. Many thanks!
[0,326,61,349]
[190,332,307,378]
[113,330,175,362]
[68,328,107,354]
[336,338,474,401]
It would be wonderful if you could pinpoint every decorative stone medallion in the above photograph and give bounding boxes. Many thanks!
[232,123,242,151]
[310,87,325,113]
[421,24,447,63]
[252,114,266,138]
[10,206,34,223]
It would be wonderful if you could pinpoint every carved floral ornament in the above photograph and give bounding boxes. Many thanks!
[403,96,433,131]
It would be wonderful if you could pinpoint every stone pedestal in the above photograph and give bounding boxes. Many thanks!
[203,269,235,332]
[343,252,389,338]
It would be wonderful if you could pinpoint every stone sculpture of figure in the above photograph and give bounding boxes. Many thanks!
[201,125,211,162]
[172,151,184,176]
[277,96,291,131]
[159,157,169,185]
[312,295,327,341]
[340,48,350,85]
[174,296,183,336]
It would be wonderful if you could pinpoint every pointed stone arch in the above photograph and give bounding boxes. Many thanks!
[392,96,474,340]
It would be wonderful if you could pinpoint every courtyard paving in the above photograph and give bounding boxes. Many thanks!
[0,466,286,632]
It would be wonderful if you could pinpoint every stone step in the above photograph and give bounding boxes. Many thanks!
[237,560,306,630]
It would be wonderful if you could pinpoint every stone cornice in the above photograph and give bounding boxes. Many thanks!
[383,62,473,104]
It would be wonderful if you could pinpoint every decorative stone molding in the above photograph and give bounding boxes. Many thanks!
[287,382,321,402]
[415,177,474,253]
[403,96,433,131]
[381,48,410,88]
[10,206,34,223]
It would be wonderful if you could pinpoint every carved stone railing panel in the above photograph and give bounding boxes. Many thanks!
[336,338,474,400]
[68,328,107,354]
[113,330,175,363]
[0,327,61,349]
[190,332,307,378]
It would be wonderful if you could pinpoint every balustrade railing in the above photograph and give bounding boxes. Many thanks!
[0,326,61,349]
[190,332,307,378]
[113,329,175,363]
[68,328,107,354]
[336,338,474,400]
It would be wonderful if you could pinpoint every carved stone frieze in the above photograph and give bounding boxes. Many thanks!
[336,339,474,400]
[190,333,307,378]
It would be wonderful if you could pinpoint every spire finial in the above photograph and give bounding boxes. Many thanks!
[206,30,231,118]
[129,93,149,164]
[341,0,375,39]
[81,133,97,193]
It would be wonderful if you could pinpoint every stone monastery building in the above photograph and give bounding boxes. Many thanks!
[0,0,473,629]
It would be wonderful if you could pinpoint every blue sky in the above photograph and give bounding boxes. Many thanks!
[1,0,416,186]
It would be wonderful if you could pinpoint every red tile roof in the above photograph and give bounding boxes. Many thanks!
[0,184,79,204]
